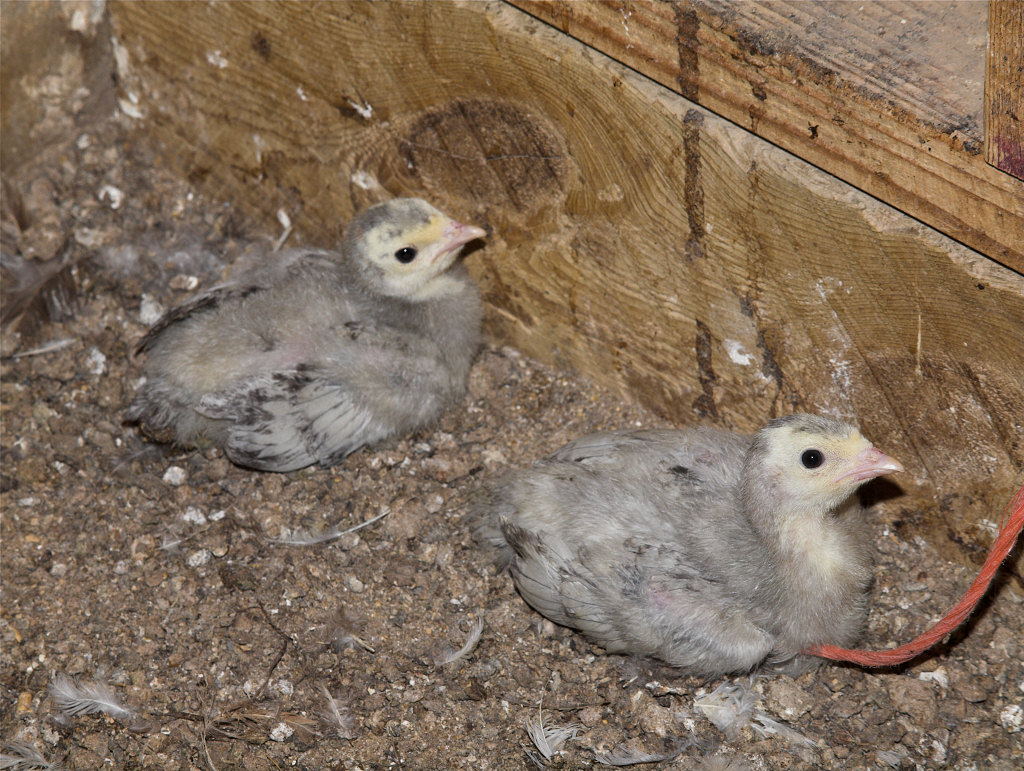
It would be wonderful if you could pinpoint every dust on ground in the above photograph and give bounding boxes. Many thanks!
[2,106,1022,771]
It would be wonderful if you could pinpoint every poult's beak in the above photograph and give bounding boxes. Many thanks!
[835,446,904,485]
[434,220,487,262]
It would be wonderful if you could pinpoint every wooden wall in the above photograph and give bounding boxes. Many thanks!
[105,0,1022,568]
[511,0,1023,272]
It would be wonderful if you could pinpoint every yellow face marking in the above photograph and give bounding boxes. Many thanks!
[366,216,448,268]
[362,213,464,299]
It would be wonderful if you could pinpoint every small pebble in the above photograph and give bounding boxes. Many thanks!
[139,295,165,326]
[1000,704,1023,732]
[98,184,124,209]
[917,667,949,689]
[86,348,107,376]
[181,506,207,525]
[269,722,294,742]
[169,274,200,291]
[163,466,187,486]
[187,549,211,567]
[346,576,366,593]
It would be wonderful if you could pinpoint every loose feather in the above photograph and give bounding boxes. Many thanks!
[434,618,484,666]
[524,705,581,761]
[0,742,64,771]
[48,673,134,722]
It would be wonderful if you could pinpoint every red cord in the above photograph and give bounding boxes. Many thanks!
[806,483,1024,667]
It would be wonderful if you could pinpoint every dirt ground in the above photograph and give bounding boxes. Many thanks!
[2,101,1023,771]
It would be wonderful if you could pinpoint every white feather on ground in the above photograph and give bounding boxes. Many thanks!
[0,741,64,771]
[434,618,484,666]
[594,738,690,766]
[693,680,814,747]
[265,509,390,545]
[318,685,357,740]
[47,672,135,722]
[524,704,581,761]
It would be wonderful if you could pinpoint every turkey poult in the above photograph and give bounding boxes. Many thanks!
[479,414,904,676]
[126,198,486,472]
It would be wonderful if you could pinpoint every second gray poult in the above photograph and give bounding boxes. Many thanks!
[479,414,904,676]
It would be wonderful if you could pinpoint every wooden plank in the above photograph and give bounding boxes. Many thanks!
[107,0,1022,568]
[986,0,1024,179]
[509,0,1023,273]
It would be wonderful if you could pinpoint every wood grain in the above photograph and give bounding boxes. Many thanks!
[107,0,1022,568]
[986,0,1024,179]
[510,0,1023,273]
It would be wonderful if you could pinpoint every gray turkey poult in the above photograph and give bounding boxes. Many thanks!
[479,414,904,676]
[126,198,486,472]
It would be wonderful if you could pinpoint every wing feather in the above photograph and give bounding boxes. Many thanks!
[197,370,382,472]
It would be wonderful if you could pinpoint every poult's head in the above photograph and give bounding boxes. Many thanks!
[743,414,904,517]
[344,198,486,300]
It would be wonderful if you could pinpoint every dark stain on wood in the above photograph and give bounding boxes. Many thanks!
[251,32,271,62]
[992,136,1024,179]
[672,3,699,102]
[399,98,567,215]
[681,109,705,261]
[692,319,718,419]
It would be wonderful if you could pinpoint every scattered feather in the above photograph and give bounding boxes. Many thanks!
[326,602,374,653]
[160,535,184,552]
[273,208,293,252]
[595,738,689,766]
[319,685,357,740]
[694,680,813,747]
[694,681,757,739]
[0,741,64,771]
[7,338,76,359]
[435,618,484,666]
[266,509,389,545]
[524,703,581,762]
[48,672,135,722]
[0,247,80,336]
[750,712,815,748]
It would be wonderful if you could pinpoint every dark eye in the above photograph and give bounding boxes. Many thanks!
[394,247,417,264]
[801,449,824,469]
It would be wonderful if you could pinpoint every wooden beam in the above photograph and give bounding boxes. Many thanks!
[509,0,1023,273]
[107,0,1022,568]
[986,0,1024,180]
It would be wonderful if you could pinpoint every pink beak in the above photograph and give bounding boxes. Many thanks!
[434,220,487,262]
[836,446,904,485]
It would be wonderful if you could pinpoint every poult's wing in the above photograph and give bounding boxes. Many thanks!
[133,284,262,357]
[501,521,622,642]
[196,369,382,472]
[503,519,774,674]
[133,248,340,357]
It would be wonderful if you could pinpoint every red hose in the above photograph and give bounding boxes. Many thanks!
[806,483,1024,667]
